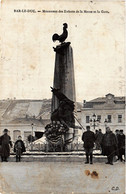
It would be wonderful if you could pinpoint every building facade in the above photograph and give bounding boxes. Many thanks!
[0,118,47,146]
[81,93,125,133]
[0,99,51,144]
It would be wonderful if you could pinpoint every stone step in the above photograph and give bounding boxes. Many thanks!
[10,150,102,156]
[7,155,107,163]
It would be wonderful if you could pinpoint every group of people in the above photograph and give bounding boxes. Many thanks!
[0,129,26,162]
[82,126,125,165]
[0,127,125,164]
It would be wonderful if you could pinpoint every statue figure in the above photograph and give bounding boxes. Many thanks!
[52,23,68,43]
[50,87,75,128]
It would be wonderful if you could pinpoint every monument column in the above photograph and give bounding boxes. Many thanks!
[45,23,77,151]
[51,43,76,113]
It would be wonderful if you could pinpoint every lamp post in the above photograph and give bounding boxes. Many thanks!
[90,114,100,130]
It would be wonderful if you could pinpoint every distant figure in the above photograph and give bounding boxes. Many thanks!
[102,127,118,165]
[95,130,99,139]
[82,126,95,164]
[14,136,26,162]
[94,130,99,149]
[118,130,125,162]
[115,129,120,144]
[0,129,12,162]
[95,129,103,150]
[115,129,120,161]
[52,23,68,43]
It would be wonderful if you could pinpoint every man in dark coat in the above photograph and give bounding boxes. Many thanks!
[0,129,12,162]
[118,130,125,162]
[102,127,118,165]
[14,136,26,162]
[82,126,95,164]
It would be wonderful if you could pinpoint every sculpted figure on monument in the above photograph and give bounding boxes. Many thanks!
[52,23,70,53]
[52,23,68,43]
[51,87,75,128]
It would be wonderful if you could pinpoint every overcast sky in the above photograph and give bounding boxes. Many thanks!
[0,0,125,102]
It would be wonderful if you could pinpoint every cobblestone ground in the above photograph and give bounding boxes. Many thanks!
[0,161,125,194]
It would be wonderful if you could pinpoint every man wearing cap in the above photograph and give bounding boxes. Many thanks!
[82,126,95,164]
[118,130,125,162]
[0,129,12,162]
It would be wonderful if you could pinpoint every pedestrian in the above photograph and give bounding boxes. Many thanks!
[82,126,95,164]
[95,129,103,150]
[118,130,125,162]
[95,130,99,139]
[94,130,99,149]
[114,129,120,161]
[0,129,12,162]
[14,136,26,162]
[102,127,118,165]
[115,129,120,141]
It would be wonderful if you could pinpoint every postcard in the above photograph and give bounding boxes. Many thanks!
[0,0,125,193]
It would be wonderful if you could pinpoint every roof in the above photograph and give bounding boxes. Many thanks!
[0,99,51,122]
[90,97,106,103]
[89,96,125,103]
[83,94,125,108]
[8,118,44,126]
[0,99,82,125]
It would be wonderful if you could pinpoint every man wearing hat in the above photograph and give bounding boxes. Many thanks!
[0,129,12,162]
[82,126,95,164]
[118,130,125,162]
[102,127,118,165]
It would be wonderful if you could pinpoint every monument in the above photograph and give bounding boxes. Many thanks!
[45,23,77,151]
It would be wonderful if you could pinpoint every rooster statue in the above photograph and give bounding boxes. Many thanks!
[52,23,68,43]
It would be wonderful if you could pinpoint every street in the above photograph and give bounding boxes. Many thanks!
[0,161,125,194]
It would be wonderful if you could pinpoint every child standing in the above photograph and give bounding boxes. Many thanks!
[14,136,26,162]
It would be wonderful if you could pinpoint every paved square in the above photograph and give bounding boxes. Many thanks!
[0,162,125,194]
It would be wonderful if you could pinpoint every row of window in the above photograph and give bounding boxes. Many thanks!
[86,115,123,123]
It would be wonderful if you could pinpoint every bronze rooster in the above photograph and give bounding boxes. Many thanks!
[52,23,68,43]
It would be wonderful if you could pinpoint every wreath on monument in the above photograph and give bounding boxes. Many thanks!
[45,122,69,146]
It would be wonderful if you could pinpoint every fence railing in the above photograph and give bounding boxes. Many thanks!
[27,143,85,152]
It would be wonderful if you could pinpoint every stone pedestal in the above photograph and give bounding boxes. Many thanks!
[51,43,76,112]
[65,128,74,140]
[51,43,76,146]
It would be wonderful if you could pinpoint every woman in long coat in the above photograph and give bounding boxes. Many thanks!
[1,129,12,162]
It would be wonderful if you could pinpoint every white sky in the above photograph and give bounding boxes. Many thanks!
[0,0,125,102]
